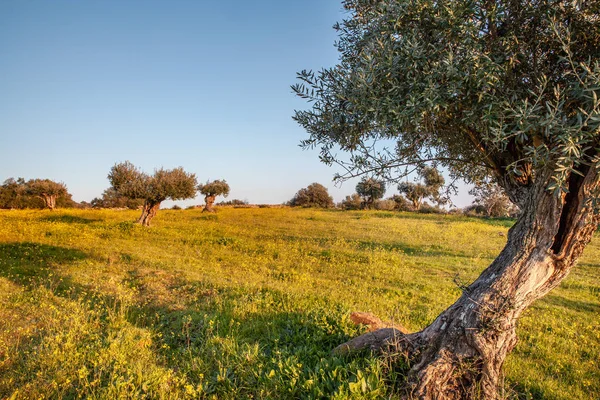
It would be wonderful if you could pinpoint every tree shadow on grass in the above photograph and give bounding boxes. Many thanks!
[356,239,468,258]
[368,211,517,229]
[39,214,102,224]
[275,232,470,258]
[0,242,88,288]
[0,245,373,398]
[542,294,600,314]
[123,283,367,398]
[576,261,600,270]
[505,381,546,400]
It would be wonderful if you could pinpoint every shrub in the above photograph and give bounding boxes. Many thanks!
[217,199,248,206]
[340,193,362,210]
[418,203,445,214]
[374,199,396,211]
[387,195,413,211]
[289,183,334,208]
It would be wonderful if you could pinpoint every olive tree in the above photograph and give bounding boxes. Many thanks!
[470,180,518,218]
[108,161,197,226]
[293,1,600,398]
[289,183,334,208]
[398,167,445,211]
[197,180,230,212]
[24,179,68,210]
[1,178,75,209]
[355,177,386,209]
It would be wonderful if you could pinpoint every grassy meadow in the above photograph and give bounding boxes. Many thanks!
[0,207,598,399]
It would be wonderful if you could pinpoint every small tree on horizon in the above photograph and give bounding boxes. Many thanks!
[398,167,446,211]
[355,177,386,209]
[197,180,230,213]
[108,161,197,226]
[289,183,334,208]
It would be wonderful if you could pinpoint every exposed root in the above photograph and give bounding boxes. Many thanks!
[349,311,409,333]
[333,327,405,355]
[336,312,498,398]
[334,312,411,355]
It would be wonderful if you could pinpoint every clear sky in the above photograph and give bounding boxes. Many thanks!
[0,0,473,207]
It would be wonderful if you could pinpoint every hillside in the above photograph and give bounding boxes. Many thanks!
[0,208,598,399]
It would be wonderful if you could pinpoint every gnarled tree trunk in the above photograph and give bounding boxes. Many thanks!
[137,201,160,227]
[337,168,600,399]
[203,195,216,213]
[410,197,422,211]
[39,194,57,210]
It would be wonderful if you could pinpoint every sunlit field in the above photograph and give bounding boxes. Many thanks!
[0,207,598,399]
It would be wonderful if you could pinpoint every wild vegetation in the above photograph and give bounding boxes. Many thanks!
[293,1,600,396]
[0,207,598,399]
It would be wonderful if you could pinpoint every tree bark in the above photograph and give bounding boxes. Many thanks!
[137,201,161,227]
[39,194,57,210]
[413,198,421,211]
[203,195,216,213]
[337,168,600,399]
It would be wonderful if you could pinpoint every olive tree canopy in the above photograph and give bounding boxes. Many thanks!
[293,1,600,398]
[108,161,197,226]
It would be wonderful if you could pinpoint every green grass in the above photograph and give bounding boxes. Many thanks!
[0,207,598,399]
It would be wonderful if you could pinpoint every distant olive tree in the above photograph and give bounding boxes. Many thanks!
[24,179,69,210]
[197,180,230,213]
[289,183,334,208]
[108,161,197,226]
[398,167,445,211]
[355,177,386,209]
[470,181,518,218]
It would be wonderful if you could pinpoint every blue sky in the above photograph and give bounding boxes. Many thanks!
[0,1,472,207]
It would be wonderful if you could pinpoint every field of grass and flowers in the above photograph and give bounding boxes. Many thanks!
[0,207,598,399]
